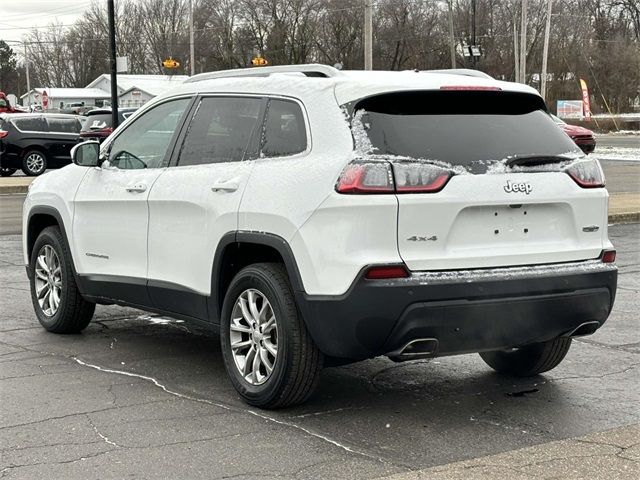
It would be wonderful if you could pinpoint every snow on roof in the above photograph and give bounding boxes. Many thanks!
[86,74,189,96]
[159,68,540,106]
[20,88,111,100]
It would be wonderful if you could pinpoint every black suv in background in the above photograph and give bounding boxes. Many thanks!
[78,108,138,143]
[0,113,82,176]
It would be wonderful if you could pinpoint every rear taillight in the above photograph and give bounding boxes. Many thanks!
[336,161,453,195]
[365,265,409,280]
[336,162,394,194]
[565,159,605,188]
[82,127,113,137]
[0,130,8,138]
[393,162,452,193]
[601,250,616,263]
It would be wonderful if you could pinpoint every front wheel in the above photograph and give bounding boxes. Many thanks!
[220,263,323,408]
[0,167,16,177]
[479,338,572,376]
[22,150,47,176]
[29,226,95,333]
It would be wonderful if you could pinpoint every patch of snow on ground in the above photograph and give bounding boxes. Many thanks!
[594,147,640,161]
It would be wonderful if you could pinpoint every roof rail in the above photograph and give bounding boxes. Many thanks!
[425,69,494,80]
[185,64,342,83]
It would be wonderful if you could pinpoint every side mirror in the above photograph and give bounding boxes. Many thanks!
[71,141,101,167]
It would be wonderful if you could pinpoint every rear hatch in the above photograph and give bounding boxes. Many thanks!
[351,90,607,271]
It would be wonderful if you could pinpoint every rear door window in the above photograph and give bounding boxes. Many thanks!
[177,96,262,166]
[46,117,81,134]
[351,91,581,173]
[12,117,47,133]
[261,99,307,158]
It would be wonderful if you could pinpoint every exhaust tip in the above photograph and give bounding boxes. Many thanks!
[565,321,600,338]
[387,338,439,362]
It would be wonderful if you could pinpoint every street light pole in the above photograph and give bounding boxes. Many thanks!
[471,0,477,68]
[540,0,553,101]
[447,0,456,69]
[189,0,195,76]
[107,0,119,129]
[520,0,528,83]
[23,42,31,108]
[364,0,372,70]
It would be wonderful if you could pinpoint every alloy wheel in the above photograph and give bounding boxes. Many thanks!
[34,245,62,316]
[26,153,45,173]
[229,288,278,385]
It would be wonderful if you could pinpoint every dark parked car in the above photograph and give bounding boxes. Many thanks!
[78,108,138,143]
[0,113,82,176]
[551,114,596,154]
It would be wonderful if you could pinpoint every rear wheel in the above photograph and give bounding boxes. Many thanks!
[479,338,572,376]
[220,263,323,408]
[0,167,16,177]
[22,150,47,176]
[29,226,95,333]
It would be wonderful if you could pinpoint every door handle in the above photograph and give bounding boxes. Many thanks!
[125,183,147,193]
[211,180,239,193]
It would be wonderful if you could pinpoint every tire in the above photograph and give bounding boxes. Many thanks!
[479,338,572,376]
[29,226,95,333]
[220,263,323,409]
[0,167,16,177]
[21,150,47,176]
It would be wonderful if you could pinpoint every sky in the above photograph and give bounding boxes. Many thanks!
[0,0,91,47]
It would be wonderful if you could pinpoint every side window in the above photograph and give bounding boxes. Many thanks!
[108,98,190,170]
[261,99,307,158]
[178,96,262,166]
[12,117,47,132]
[46,117,81,134]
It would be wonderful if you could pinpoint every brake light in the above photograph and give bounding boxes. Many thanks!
[82,127,113,137]
[336,161,453,194]
[440,86,502,91]
[336,162,395,194]
[565,159,605,188]
[0,129,8,138]
[601,250,616,263]
[365,265,409,280]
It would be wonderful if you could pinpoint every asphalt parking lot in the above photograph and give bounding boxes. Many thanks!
[1,216,638,479]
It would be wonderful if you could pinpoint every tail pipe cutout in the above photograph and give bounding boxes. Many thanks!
[387,338,439,362]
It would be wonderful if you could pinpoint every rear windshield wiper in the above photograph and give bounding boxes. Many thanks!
[505,155,578,167]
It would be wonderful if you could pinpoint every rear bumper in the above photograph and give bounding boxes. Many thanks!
[296,261,617,360]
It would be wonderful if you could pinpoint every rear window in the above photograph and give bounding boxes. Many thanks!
[46,117,81,134]
[351,91,582,173]
[82,113,112,133]
[12,117,47,132]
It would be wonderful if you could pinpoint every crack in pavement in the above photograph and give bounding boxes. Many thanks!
[71,356,399,468]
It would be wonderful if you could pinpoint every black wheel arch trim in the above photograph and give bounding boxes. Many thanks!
[208,231,306,324]
[26,205,77,280]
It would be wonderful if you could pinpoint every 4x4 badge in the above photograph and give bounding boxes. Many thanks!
[504,180,532,194]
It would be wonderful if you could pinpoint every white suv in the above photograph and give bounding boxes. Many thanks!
[23,65,617,408]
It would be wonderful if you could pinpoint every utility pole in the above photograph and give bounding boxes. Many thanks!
[519,0,528,83]
[471,0,477,68]
[447,0,456,68]
[23,42,31,108]
[107,0,119,129]
[513,11,519,82]
[540,0,553,100]
[364,0,372,70]
[189,0,195,76]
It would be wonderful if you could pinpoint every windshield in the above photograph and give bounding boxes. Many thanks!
[351,91,582,174]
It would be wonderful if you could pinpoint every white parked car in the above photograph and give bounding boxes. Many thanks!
[23,65,617,408]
